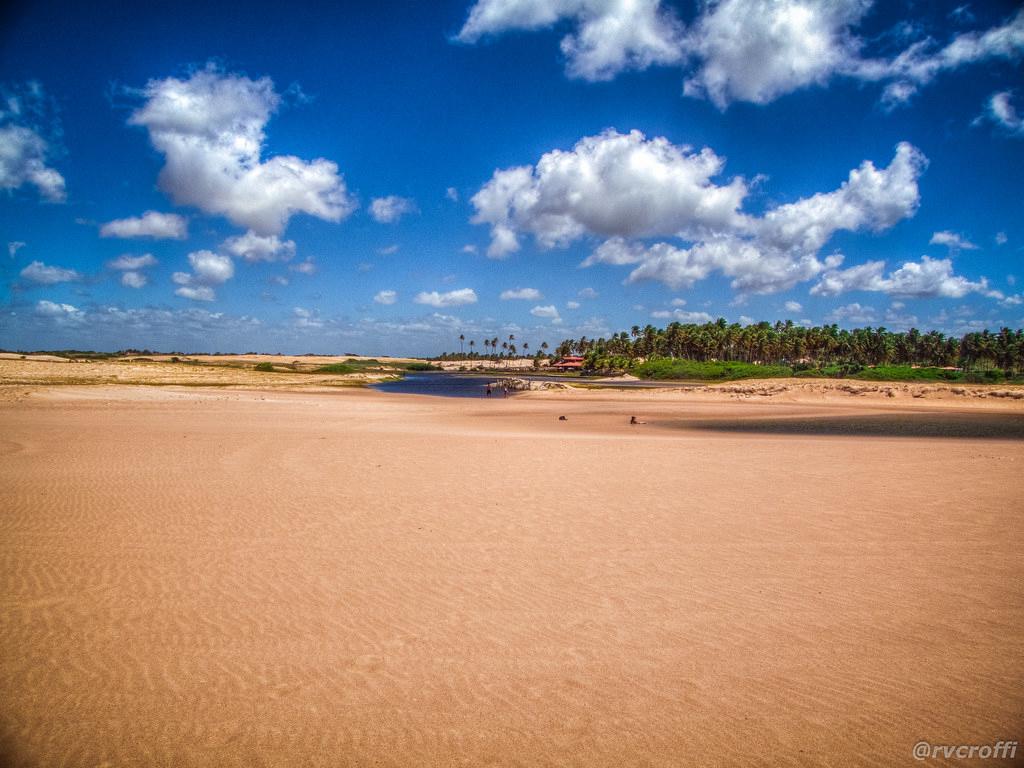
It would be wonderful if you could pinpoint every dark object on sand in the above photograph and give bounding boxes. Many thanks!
[630,416,647,425]
[559,415,567,421]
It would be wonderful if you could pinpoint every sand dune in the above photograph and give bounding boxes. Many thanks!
[1,383,1022,766]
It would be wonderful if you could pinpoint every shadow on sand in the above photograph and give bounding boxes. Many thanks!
[679,412,1024,440]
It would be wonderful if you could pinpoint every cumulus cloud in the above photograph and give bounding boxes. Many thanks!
[930,230,978,251]
[121,271,148,289]
[20,260,81,284]
[173,249,234,301]
[461,244,478,255]
[221,231,296,262]
[566,300,580,309]
[457,2,1024,108]
[827,302,877,324]
[369,195,417,224]
[374,289,397,305]
[0,84,65,203]
[471,129,748,258]
[378,244,400,256]
[995,231,1008,245]
[107,253,157,289]
[979,90,1024,135]
[8,241,26,258]
[681,0,870,108]
[811,256,999,299]
[524,137,924,295]
[99,211,187,239]
[35,299,81,318]
[577,287,598,299]
[107,253,158,271]
[530,304,562,322]
[457,0,685,81]
[129,65,355,236]
[784,300,803,313]
[650,308,715,322]
[414,288,478,307]
[500,287,542,300]
[446,187,459,202]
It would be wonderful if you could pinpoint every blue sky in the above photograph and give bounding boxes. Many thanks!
[1,0,1022,354]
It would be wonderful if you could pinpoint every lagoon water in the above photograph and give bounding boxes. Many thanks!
[371,373,497,398]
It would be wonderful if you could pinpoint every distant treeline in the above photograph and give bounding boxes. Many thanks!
[551,320,1024,382]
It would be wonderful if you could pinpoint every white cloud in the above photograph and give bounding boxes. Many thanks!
[980,90,1024,135]
[576,141,925,296]
[681,0,870,109]
[222,231,295,262]
[121,271,148,289]
[471,129,748,258]
[577,287,598,299]
[172,249,234,301]
[369,195,417,224]
[784,300,803,313]
[812,255,999,299]
[174,285,215,302]
[458,3,1024,108]
[930,230,978,251]
[187,250,233,284]
[414,288,478,307]
[20,260,81,284]
[650,308,714,323]
[8,241,25,258]
[292,306,324,328]
[461,244,478,254]
[995,231,1008,245]
[0,125,65,202]
[500,287,542,300]
[35,299,81,317]
[756,142,926,254]
[446,187,459,202]
[457,0,685,81]
[100,211,187,239]
[107,253,158,270]
[566,300,580,309]
[530,304,562,322]
[378,244,400,255]
[670,297,686,306]
[828,302,877,324]
[290,258,317,275]
[878,10,1024,107]
[129,65,355,236]
[374,289,397,305]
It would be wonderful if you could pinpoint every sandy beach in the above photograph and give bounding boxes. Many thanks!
[1,371,1022,766]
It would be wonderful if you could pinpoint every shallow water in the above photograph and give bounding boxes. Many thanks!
[371,373,498,398]
[681,412,1024,440]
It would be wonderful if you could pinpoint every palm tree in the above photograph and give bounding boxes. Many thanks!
[458,334,464,355]
[469,339,475,356]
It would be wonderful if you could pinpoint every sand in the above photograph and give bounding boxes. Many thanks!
[1,373,1022,766]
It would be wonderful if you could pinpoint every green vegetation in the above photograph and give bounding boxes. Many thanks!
[634,359,793,380]
[314,362,357,374]
[403,362,442,371]
[551,320,1024,382]
[253,362,276,372]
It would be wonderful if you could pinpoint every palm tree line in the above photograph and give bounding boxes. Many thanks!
[552,319,1024,375]
[437,334,550,362]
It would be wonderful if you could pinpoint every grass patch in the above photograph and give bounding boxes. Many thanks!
[314,362,358,374]
[253,362,277,372]
[402,362,442,371]
[634,359,793,381]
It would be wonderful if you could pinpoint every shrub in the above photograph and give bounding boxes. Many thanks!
[253,362,276,372]
[633,359,793,381]
[403,362,441,371]
[315,363,357,374]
